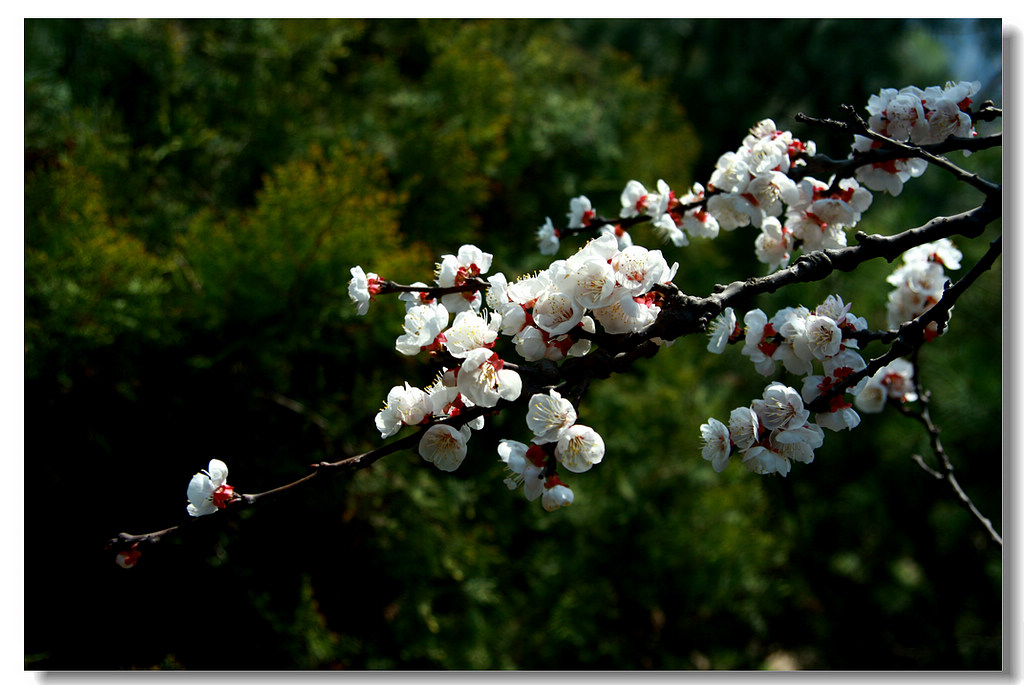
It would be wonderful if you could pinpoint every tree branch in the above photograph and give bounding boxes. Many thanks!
[795,108,1001,197]
[893,390,1002,546]
[805,232,1002,413]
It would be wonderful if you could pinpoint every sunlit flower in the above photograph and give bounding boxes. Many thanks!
[526,389,577,444]
[348,266,384,316]
[437,244,492,313]
[709,151,751,194]
[375,383,430,438]
[599,224,633,251]
[541,476,574,511]
[754,217,792,271]
[741,308,779,376]
[747,171,799,220]
[567,195,597,228]
[728,406,760,451]
[395,302,449,356]
[620,180,651,218]
[700,417,731,472]
[456,348,522,408]
[555,424,605,473]
[707,307,737,354]
[187,459,235,517]
[418,424,471,472]
[707,192,760,231]
[652,212,688,247]
[751,382,809,432]
[567,257,618,310]
[592,289,658,335]
[855,358,918,413]
[498,439,546,500]
[443,309,500,358]
[398,281,437,311]
[532,286,585,336]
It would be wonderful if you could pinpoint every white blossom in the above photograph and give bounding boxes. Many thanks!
[456,348,522,408]
[700,418,731,472]
[395,302,449,356]
[537,216,560,256]
[526,389,577,444]
[348,266,381,316]
[619,180,651,218]
[755,217,792,271]
[752,382,809,432]
[187,459,232,517]
[443,309,500,358]
[555,424,605,474]
[707,307,736,354]
[567,195,595,228]
[541,480,575,511]
[741,308,778,376]
[375,383,430,438]
[419,424,471,472]
[709,151,751,193]
[728,406,760,451]
[497,439,545,501]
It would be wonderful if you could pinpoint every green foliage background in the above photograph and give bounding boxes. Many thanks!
[24,18,1002,670]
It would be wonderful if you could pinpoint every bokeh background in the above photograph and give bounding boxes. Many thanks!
[24,18,1003,670]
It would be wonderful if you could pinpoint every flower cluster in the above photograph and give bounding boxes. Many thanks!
[865,81,980,146]
[539,82,982,277]
[854,358,918,414]
[700,383,825,477]
[538,119,881,274]
[350,236,655,508]
[700,293,878,475]
[852,81,981,195]
[702,119,875,271]
[491,233,678,359]
[885,238,962,336]
[497,389,606,511]
[699,233,961,476]
[140,79,995,574]
[335,83,988,505]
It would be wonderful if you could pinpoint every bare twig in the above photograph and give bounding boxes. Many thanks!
[893,391,1002,547]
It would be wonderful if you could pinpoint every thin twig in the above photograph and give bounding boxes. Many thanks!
[893,392,1002,546]
[796,108,1001,197]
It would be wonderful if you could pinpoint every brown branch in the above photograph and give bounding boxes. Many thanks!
[105,403,501,558]
[795,108,1001,197]
[893,391,1002,546]
[805,233,1002,413]
[789,133,1002,184]
[377,276,490,298]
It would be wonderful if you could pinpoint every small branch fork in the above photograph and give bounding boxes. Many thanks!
[893,389,1002,547]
